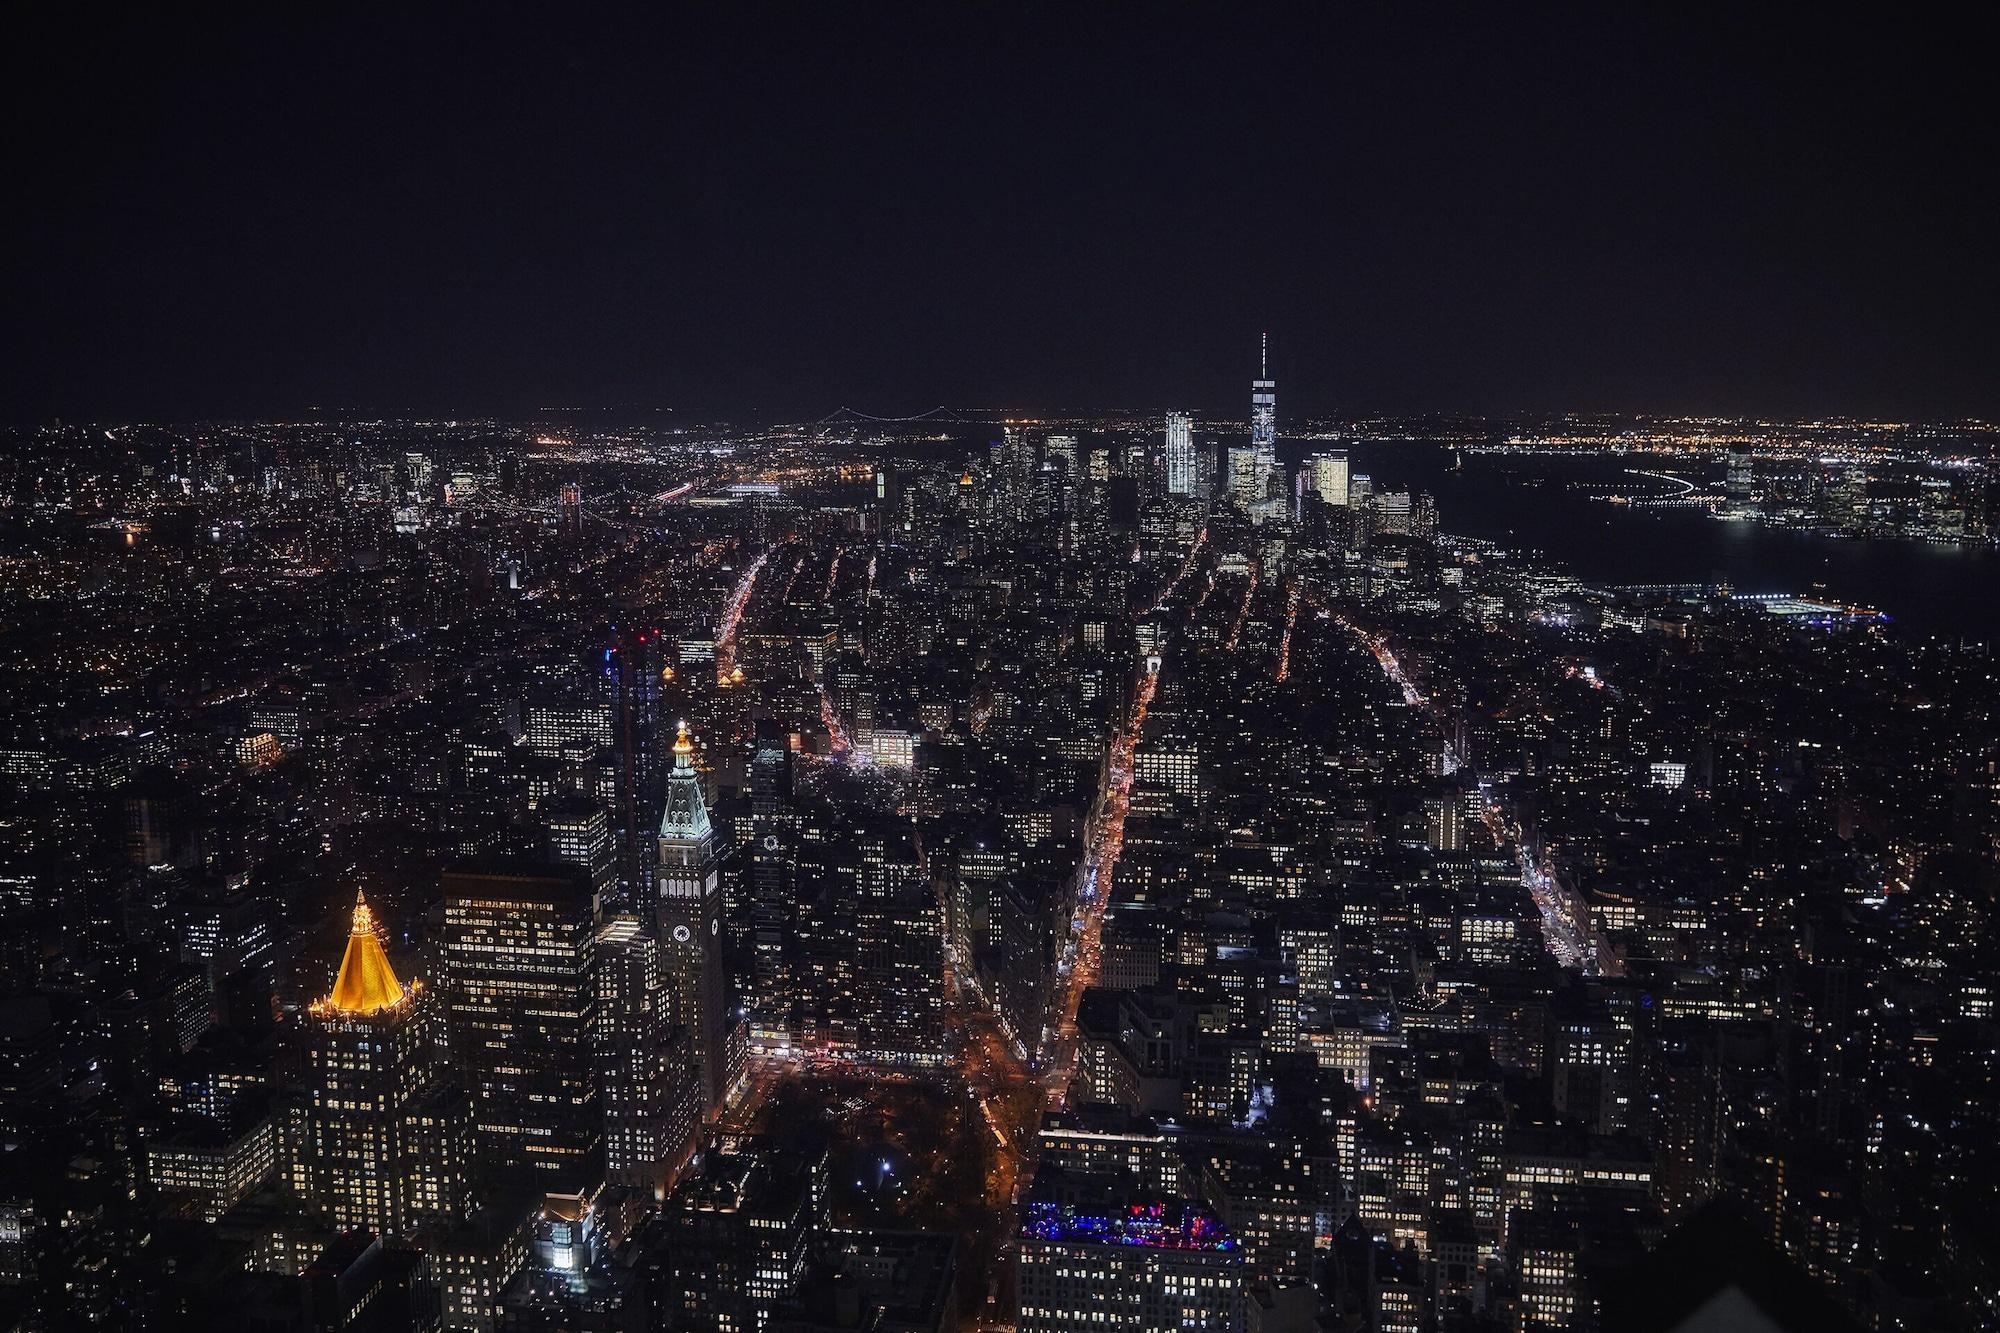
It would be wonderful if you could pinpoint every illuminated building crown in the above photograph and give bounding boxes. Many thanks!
[661,721,713,844]
[324,889,411,1015]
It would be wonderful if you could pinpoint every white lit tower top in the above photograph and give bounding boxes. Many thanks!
[658,720,714,860]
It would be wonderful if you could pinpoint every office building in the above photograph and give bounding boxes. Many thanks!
[442,862,602,1189]
[645,1148,819,1333]
[1227,445,1263,510]
[1306,450,1348,507]
[1165,412,1196,496]
[596,913,701,1195]
[1018,1196,1245,1333]
[1726,443,1755,514]
[1251,335,1277,505]
[658,722,733,1114]
[301,891,467,1234]
[542,793,617,903]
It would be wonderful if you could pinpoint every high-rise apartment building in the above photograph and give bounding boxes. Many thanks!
[853,824,945,1066]
[1425,791,1465,852]
[525,692,615,757]
[1372,490,1414,536]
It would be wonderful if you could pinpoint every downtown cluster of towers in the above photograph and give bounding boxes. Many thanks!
[1161,341,1390,537]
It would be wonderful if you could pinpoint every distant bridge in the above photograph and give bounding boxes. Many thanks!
[813,405,1004,426]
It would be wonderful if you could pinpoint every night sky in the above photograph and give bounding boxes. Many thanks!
[6,6,1994,423]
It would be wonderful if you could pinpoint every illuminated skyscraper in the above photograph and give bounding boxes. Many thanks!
[1725,443,1755,515]
[1164,412,1195,496]
[1251,334,1277,499]
[442,862,602,1188]
[1307,450,1349,507]
[1373,489,1414,536]
[596,913,701,1195]
[542,792,617,903]
[302,891,470,1234]
[853,822,945,1066]
[1226,445,1262,510]
[746,723,798,1051]
[658,722,732,1115]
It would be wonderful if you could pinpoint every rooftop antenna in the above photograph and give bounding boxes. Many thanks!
[1261,331,1268,378]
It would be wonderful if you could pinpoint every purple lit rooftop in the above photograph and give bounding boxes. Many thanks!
[1020,1200,1238,1252]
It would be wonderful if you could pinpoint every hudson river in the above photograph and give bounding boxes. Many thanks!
[1335,442,2000,641]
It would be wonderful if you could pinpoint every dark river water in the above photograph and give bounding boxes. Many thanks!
[1318,442,1999,641]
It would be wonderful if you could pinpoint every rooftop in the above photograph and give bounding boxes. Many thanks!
[321,890,410,1016]
[1020,1199,1237,1252]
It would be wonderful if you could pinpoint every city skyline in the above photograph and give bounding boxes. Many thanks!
[4,7,1999,1331]
[4,351,1996,1327]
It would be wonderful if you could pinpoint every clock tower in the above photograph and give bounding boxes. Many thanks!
[658,721,729,1116]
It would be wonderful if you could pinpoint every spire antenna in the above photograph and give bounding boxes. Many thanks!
[1261,331,1268,378]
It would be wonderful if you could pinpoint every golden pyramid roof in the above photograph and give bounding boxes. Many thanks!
[325,890,409,1015]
